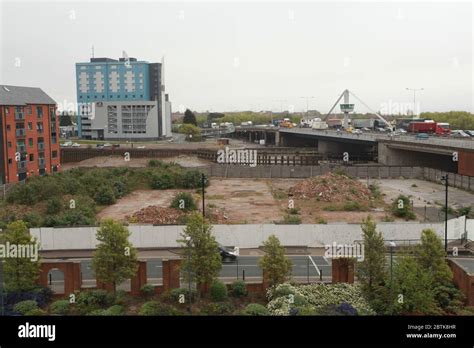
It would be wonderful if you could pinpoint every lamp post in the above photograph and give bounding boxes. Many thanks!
[388,241,396,315]
[405,88,424,118]
[185,236,192,313]
[441,174,449,252]
[300,96,315,115]
[0,260,4,316]
[201,173,206,218]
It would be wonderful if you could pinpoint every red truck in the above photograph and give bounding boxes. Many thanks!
[407,121,450,135]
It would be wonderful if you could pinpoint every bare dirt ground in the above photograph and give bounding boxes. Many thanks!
[95,177,474,224]
[62,155,212,170]
[97,189,195,221]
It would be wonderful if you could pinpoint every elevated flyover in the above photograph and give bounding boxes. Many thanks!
[234,126,474,175]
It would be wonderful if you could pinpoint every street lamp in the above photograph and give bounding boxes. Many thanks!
[300,96,315,114]
[441,174,449,252]
[405,88,424,118]
[201,173,206,218]
[185,236,192,313]
[388,241,396,315]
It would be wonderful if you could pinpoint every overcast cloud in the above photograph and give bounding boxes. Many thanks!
[0,1,472,113]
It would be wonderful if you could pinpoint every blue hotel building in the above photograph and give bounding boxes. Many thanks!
[75,56,166,138]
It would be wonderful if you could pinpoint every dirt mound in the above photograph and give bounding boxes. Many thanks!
[288,173,372,202]
[126,206,185,225]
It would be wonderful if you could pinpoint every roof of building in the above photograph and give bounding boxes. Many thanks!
[0,85,56,106]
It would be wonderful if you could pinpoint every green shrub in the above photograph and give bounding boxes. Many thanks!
[148,159,164,167]
[283,214,301,224]
[230,280,247,297]
[104,305,126,316]
[201,302,234,315]
[14,300,38,315]
[76,290,113,312]
[170,192,196,212]
[170,288,197,303]
[22,212,43,227]
[391,195,416,220]
[151,173,176,190]
[46,197,63,215]
[140,284,155,298]
[139,301,181,316]
[244,303,269,316]
[114,290,129,306]
[94,186,116,205]
[25,308,47,316]
[209,280,228,302]
[288,208,300,215]
[178,170,207,189]
[343,201,362,211]
[50,299,70,315]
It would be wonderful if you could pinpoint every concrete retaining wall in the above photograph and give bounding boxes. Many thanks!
[423,167,474,191]
[31,217,470,251]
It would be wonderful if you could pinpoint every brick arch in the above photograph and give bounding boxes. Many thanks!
[38,262,81,295]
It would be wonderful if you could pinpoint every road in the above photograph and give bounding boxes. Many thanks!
[46,255,332,293]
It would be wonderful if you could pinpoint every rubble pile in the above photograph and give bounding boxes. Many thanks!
[127,206,185,225]
[288,173,372,202]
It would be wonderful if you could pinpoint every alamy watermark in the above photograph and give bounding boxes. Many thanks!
[324,242,364,262]
[0,242,39,262]
[217,147,257,167]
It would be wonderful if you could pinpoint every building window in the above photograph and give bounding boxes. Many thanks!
[28,122,33,130]
[7,141,12,148]
[6,125,10,131]
[29,154,34,161]
[52,151,58,158]
[8,158,12,164]
[27,106,32,114]
[5,107,9,114]
[28,138,33,147]
[80,96,83,99]
[36,106,43,117]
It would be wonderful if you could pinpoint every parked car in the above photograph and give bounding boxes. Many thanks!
[103,143,112,147]
[451,130,470,138]
[61,141,73,147]
[465,130,474,137]
[71,143,81,147]
[352,129,362,134]
[415,133,429,140]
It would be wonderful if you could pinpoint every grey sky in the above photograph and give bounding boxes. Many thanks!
[0,1,472,113]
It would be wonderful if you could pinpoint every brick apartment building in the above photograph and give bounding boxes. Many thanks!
[0,85,60,184]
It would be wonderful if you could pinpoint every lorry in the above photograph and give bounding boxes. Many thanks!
[279,118,294,128]
[311,120,329,130]
[407,121,450,135]
[352,118,387,130]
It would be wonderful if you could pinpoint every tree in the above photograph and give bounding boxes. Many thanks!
[3,221,41,292]
[177,213,221,293]
[415,229,451,283]
[183,109,197,126]
[178,124,201,142]
[92,219,138,293]
[258,235,292,286]
[356,216,387,299]
[391,257,437,315]
[414,229,464,312]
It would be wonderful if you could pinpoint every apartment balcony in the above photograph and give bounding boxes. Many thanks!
[15,112,25,121]
[15,129,26,138]
[38,143,45,152]
[16,145,27,153]
[17,160,27,173]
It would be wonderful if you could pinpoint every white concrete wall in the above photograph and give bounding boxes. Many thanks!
[30,217,471,251]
